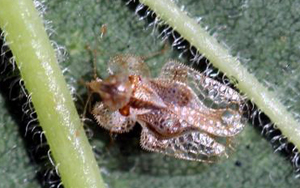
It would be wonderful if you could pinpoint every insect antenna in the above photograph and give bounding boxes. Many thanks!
[82,24,107,119]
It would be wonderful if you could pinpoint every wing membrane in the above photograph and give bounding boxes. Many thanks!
[140,128,226,162]
[157,61,245,136]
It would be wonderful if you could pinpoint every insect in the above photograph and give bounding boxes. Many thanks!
[87,54,245,162]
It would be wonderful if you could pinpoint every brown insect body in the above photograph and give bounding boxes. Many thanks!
[88,54,245,162]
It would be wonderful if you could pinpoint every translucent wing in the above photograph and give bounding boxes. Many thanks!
[137,108,185,138]
[147,79,205,110]
[156,61,245,136]
[159,61,243,106]
[108,54,151,77]
[136,95,243,137]
[140,127,226,162]
[92,102,136,133]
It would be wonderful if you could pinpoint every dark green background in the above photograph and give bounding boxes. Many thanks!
[1,0,299,187]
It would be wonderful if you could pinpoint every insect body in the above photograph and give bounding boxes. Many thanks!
[88,55,245,162]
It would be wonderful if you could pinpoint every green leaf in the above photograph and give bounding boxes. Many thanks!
[0,96,41,188]
[0,0,104,187]
[0,0,299,187]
